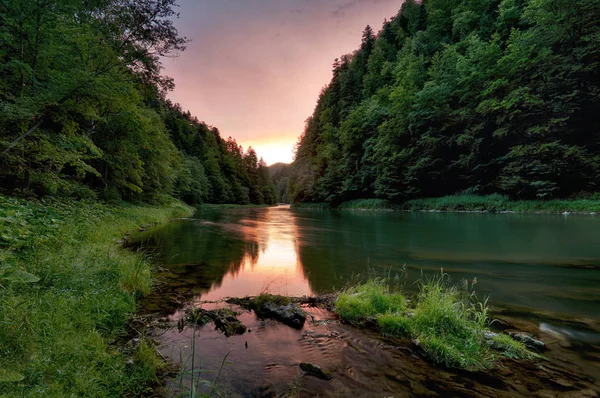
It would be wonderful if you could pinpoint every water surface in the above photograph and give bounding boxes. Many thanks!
[133,206,600,396]
[137,205,600,319]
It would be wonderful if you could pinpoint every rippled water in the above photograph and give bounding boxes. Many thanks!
[131,205,600,396]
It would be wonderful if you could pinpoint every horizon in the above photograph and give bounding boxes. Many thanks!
[163,0,403,165]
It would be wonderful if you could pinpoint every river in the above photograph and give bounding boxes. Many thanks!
[132,205,600,396]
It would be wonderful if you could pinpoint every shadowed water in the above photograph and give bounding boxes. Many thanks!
[132,205,600,396]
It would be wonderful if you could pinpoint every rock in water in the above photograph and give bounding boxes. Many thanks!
[509,332,546,352]
[261,302,306,328]
[299,362,333,380]
[187,308,246,337]
[213,315,247,337]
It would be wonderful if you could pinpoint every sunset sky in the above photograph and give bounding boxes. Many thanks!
[163,0,403,165]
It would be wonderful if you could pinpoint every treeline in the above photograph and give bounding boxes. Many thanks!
[0,0,277,205]
[289,0,600,204]
[269,162,294,203]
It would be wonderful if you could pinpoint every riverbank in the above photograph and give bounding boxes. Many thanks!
[141,286,599,397]
[292,194,600,214]
[0,194,193,396]
[203,279,537,371]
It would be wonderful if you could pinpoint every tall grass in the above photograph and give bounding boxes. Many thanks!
[298,194,600,213]
[335,279,405,324]
[335,275,534,370]
[0,194,192,396]
[403,194,600,213]
[336,199,397,211]
[403,194,510,212]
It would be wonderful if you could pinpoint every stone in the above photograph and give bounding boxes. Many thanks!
[509,332,546,352]
[187,308,247,337]
[299,362,332,380]
[260,302,306,328]
[483,331,499,340]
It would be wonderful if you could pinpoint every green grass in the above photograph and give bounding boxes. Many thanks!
[335,279,406,325]
[336,199,398,211]
[403,194,510,212]
[297,194,600,213]
[489,333,534,360]
[0,194,193,397]
[403,194,600,213]
[334,276,536,371]
[252,293,292,309]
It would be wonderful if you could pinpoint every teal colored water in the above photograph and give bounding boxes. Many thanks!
[133,205,600,396]
[136,205,600,320]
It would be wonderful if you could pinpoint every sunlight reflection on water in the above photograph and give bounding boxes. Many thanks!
[200,206,311,300]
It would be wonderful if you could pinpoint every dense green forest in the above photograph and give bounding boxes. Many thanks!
[0,0,277,205]
[269,162,294,203]
[289,0,600,205]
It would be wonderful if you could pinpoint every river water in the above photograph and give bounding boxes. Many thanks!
[133,205,600,396]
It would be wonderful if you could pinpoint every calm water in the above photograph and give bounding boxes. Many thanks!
[137,205,600,319]
[133,205,600,396]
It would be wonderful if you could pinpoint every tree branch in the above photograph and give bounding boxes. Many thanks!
[1,117,45,156]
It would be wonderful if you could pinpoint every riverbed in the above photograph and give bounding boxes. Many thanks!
[132,205,600,396]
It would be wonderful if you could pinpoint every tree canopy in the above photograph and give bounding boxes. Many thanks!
[289,0,600,204]
[0,0,277,205]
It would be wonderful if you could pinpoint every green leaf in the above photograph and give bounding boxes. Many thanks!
[0,368,25,382]
[2,269,40,284]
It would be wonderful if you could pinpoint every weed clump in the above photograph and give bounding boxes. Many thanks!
[334,275,536,371]
[335,279,406,325]
[489,333,536,360]
[252,293,291,309]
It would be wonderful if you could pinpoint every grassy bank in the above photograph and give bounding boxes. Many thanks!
[294,194,600,214]
[335,277,535,370]
[336,199,397,211]
[0,195,193,396]
[402,194,600,213]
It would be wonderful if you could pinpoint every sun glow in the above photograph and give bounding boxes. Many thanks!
[243,138,296,165]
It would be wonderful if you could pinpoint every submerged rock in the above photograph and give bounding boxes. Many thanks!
[187,308,247,337]
[299,362,333,380]
[260,302,306,328]
[483,331,499,341]
[214,314,247,337]
[509,332,545,352]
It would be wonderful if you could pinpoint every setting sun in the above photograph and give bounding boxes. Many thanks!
[243,137,296,165]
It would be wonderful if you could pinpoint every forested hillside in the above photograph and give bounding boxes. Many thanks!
[0,0,277,205]
[290,0,600,204]
[269,162,294,203]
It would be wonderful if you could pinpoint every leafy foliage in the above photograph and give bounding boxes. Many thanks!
[290,0,600,204]
[0,193,193,396]
[0,0,277,205]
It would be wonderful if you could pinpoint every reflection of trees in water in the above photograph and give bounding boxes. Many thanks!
[292,211,411,293]
[294,211,600,319]
[129,219,262,316]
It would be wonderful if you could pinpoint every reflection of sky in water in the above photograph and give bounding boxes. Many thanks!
[138,206,600,319]
[201,206,311,300]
